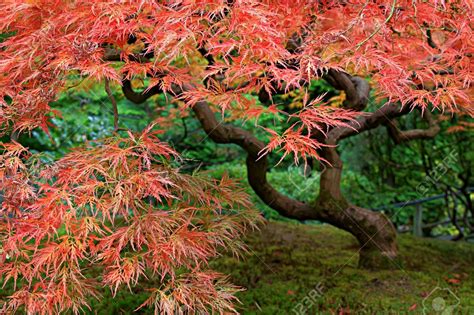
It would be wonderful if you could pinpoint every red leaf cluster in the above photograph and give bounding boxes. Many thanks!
[0,127,260,314]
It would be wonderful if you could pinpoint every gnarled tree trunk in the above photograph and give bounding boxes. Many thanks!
[316,198,398,269]
[118,66,440,269]
[186,84,400,269]
[316,146,398,269]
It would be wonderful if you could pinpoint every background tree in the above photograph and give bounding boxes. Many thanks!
[0,0,473,313]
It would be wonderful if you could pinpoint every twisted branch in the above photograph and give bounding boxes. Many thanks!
[170,83,315,220]
[385,110,440,144]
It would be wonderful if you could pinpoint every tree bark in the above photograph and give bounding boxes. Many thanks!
[316,146,398,269]
[316,199,398,269]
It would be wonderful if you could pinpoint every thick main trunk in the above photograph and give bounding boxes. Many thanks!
[245,145,399,269]
[315,146,398,269]
[315,195,398,269]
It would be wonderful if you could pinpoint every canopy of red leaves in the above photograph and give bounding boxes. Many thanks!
[1,0,472,162]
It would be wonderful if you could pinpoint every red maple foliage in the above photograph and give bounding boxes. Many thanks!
[0,0,473,314]
[0,125,259,314]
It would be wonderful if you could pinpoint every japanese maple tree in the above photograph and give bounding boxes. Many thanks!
[1,0,473,313]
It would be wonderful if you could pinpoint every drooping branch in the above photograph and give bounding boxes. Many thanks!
[104,79,119,132]
[385,110,440,144]
[326,104,412,144]
[170,83,315,220]
[103,47,162,104]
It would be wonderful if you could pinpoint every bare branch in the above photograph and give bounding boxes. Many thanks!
[355,0,398,50]
[385,110,441,144]
[326,104,412,144]
[103,46,122,61]
[324,69,370,111]
[170,83,315,220]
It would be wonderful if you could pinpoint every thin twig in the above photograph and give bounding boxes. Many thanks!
[355,0,397,50]
[104,79,119,132]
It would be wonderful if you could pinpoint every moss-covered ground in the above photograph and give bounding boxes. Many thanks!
[86,221,474,314]
[3,221,474,314]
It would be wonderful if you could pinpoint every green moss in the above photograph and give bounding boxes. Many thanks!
[209,222,474,314]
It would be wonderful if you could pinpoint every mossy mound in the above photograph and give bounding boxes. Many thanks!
[211,221,474,314]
